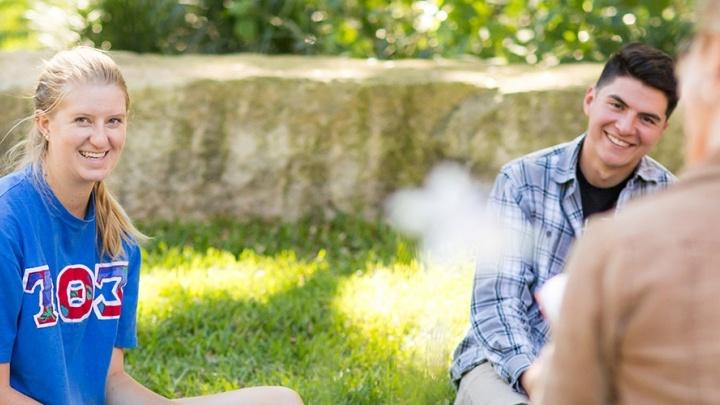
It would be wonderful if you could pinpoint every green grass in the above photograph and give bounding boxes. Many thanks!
[127,215,474,404]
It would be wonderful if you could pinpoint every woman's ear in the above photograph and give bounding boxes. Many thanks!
[35,110,50,138]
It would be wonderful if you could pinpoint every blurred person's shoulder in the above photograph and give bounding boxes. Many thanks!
[580,158,720,273]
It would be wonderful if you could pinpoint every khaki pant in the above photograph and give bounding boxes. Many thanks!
[455,362,529,405]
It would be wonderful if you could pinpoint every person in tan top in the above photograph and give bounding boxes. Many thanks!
[536,1,720,404]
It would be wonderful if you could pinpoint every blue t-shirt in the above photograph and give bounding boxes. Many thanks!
[0,166,140,405]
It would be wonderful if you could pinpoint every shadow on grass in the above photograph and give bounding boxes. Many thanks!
[138,214,413,266]
[128,216,455,404]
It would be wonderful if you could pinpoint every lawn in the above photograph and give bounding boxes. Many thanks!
[127,215,474,404]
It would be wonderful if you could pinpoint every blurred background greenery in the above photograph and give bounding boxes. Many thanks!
[1,0,695,63]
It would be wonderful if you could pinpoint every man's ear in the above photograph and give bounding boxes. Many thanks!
[582,85,595,116]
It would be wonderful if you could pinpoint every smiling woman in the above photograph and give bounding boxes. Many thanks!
[0,47,303,405]
[39,82,127,218]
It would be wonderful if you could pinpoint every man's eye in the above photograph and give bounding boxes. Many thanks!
[641,116,656,125]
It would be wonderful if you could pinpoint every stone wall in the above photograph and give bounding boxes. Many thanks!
[0,51,684,221]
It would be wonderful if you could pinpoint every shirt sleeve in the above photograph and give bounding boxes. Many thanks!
[0,251,23,363]
[469,170,539,393]
[114,244,141,349]
[540,222,611,405]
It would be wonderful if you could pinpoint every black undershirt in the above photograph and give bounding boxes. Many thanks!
[576,162,631,220]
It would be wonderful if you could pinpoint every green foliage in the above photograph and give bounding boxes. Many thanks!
[4,0,695,63]
[77,0,695,62]
[132,216,467,403]
[81,0,187,53]
[80,0,251,53]
[83,0,696,61]
[0,0,35,49]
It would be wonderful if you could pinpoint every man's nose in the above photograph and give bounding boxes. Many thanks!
[616,113,635,135]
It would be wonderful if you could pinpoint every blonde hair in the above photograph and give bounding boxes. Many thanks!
[9,46,146,258]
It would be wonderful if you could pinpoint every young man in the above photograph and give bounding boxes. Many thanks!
[450,42,678,405]
[540,4,720,403]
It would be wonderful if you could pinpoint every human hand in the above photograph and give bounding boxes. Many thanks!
[521,344,554,404]
[536,274,568,328]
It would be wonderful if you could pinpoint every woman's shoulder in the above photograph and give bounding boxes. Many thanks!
[0,169,38,256]
[121,237,143,262]
[0,168,33,197]
[0,168,38,213]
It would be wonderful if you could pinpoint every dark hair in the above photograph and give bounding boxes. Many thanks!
[596,42,678,118]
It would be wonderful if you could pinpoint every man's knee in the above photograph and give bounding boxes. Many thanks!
[455,363,529,405]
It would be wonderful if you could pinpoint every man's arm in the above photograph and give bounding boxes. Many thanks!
[469,170,540,393]
[539,224,612,405]
[105,348,172,405]
[0,364,40,404]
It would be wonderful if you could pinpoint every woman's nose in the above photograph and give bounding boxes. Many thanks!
[89,124,110,147]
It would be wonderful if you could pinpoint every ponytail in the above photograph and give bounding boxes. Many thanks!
[94,181,147,258]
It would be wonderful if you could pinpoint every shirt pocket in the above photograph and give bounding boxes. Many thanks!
[534,224,571,286]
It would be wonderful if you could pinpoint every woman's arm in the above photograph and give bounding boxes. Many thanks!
[0,363,40,405]
[105,349,172,405]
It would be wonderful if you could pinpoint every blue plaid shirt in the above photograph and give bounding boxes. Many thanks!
[450,134,674,393]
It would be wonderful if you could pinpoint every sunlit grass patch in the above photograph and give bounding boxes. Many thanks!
[139,245,325,318]
[126,216,471,403]
[333,261,473,402]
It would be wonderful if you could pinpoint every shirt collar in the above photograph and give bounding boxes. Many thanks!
[551,134,585,184]
[634,155,670,183]
[551,133,667,185]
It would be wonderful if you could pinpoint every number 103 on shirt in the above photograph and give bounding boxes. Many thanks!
[22,261,129,328]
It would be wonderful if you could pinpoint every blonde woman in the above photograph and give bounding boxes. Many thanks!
[0,47,302,405]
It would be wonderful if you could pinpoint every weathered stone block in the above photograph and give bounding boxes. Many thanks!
[0,52,684,221]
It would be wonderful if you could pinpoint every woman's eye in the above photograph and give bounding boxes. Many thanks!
[75,117,91,125]
[108,118,123,126]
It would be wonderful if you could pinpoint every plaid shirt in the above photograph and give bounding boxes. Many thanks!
[450,134,675,393]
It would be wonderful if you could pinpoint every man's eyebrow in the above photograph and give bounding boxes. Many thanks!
[608,94,628,108]
[609,94,663,122]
